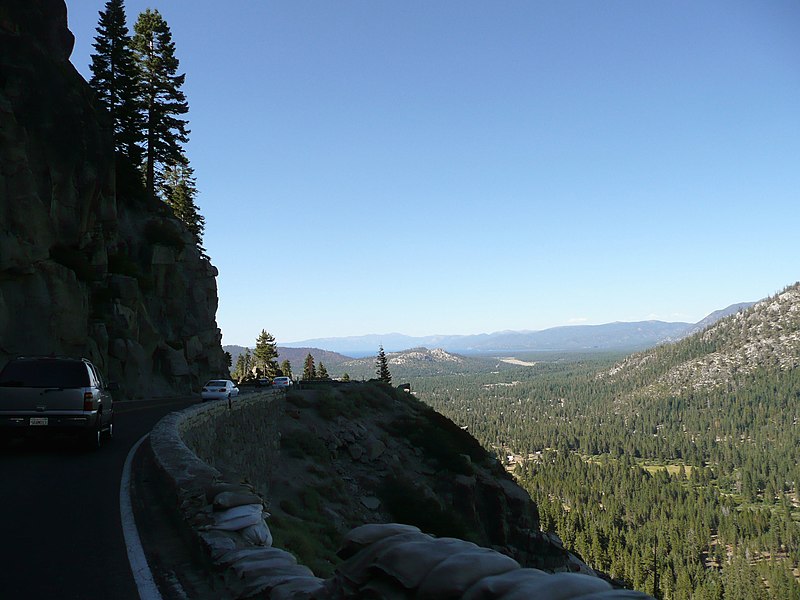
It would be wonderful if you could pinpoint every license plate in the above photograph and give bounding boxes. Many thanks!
[29,417,48,426]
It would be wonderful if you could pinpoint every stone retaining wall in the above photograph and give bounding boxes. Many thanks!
[150,391,278,497]
[179,391,280,493]
[148,391,326,598]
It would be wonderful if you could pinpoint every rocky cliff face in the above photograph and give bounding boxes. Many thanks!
[0,1,226,396]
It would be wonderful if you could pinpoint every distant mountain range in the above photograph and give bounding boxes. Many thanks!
[224,302,756,377]
[278,303,754,355]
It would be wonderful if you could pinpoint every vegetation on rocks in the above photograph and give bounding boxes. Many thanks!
[262,383,574,579]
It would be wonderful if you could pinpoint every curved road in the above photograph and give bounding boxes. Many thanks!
[0,398,197,600]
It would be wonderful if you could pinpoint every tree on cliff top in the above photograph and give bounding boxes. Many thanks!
[232,349,252,382]
[317,362,329,380]
[302,353,316,381]
[376,345,392,384]
[162,163,205,252]
[132,8,189,203]
[280,359,293,379]
[254,330,279,378]
[91,5,206,248]
[89,0,143,165]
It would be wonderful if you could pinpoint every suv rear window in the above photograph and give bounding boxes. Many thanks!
[0,360,90,388]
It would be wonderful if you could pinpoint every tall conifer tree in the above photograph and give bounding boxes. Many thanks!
[253,330,279,378]
[376,346,392,384]
[280,360,293,379]
[162,163,205,252]
[89,0,143,165]
[317,363,329,380]
[302,354,316,381]
[132,9,189,203]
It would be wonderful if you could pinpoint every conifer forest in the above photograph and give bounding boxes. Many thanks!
[414,339,800,598]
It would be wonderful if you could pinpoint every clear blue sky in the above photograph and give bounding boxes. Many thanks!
[66,1,800,347]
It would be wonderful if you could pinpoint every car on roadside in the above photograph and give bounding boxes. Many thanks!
[201,379,239,401]
[272,376,293,389]
[0,356,115,450]
[257,378,271,387]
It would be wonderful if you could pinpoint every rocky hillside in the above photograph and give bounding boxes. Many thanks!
[0,1,226,396]
[681,301,755,337]
[239,383,594,580]
[334,347,496,379]
[601,283,800,398]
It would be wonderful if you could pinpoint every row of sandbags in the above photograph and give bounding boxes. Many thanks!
[316,523,655,600]
[197,481,325,598]
[194,485,654,599]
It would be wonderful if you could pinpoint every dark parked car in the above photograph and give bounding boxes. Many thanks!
[0,356,115,449]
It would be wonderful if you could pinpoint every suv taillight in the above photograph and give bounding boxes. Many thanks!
[83,392,94,411]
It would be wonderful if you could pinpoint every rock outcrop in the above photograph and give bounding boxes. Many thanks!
[190,383,596,577]
[0,0,226,396]
[149,383,651,600]
[153,387,653,598]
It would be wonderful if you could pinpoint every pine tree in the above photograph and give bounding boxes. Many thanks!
[280,359,293,379]
[318,363,329,380]
[232,350,252,382]
[162,163,205,252]
[302,354,316,381]
[232,354,244,381]
[253,330,279,378]
[376,345,392,384]
[132,8,190,203]
[89,0,143,165]
[241,349,253,381]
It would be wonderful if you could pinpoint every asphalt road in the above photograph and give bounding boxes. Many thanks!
[0,397,197,600]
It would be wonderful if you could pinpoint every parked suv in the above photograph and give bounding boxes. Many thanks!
[0,356,115,449]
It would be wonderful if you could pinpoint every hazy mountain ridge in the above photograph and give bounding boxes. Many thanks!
[224,300,762,380]
[283,320,695,355]
[602,283,800,397]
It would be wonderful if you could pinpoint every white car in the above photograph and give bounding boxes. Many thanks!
[272,376,293,389]
[201,379,239,401]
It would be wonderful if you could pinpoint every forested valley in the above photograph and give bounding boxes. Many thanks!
[412,286,800,599]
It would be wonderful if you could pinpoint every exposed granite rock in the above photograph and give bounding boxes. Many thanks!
[0,0,226,395]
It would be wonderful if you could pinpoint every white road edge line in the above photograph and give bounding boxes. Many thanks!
[120,434,163,600]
